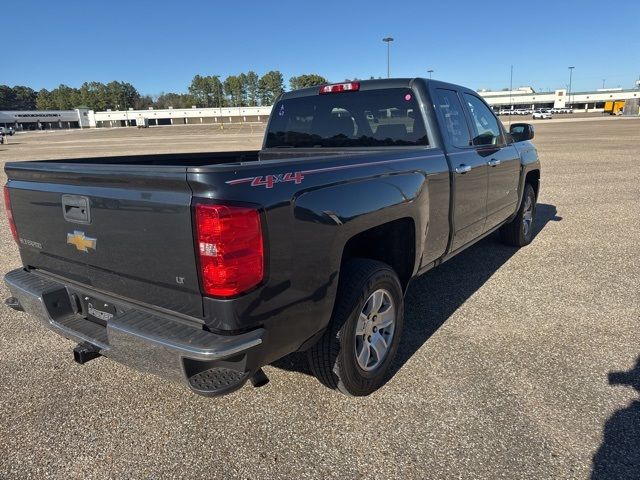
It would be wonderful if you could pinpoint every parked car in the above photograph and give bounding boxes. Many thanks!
[0,127,15,136]
[3,79,541,397]
[532,109,552,119]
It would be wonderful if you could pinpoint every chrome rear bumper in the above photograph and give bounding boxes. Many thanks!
[4,268,265,396]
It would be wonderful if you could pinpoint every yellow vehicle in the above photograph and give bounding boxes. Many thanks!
[604,100,625,115]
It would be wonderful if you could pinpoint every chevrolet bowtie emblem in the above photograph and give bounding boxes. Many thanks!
[67,231,97,253]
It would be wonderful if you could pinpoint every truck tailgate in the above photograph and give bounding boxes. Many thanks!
[6,163,203,318]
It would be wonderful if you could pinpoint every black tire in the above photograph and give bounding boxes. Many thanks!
[500,183,537,247]
[307,259,404,396]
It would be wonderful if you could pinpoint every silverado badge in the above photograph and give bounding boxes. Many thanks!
[67,231,97,252]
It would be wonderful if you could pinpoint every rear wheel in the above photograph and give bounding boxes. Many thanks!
[500,183,537,247]
[307,259,404,396]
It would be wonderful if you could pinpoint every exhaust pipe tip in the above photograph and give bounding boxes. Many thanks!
[250,368,269,388]
[73,343,101,365]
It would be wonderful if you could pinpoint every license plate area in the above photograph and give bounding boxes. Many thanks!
[80,296,117,326]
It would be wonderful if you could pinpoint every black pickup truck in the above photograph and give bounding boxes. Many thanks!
[3,79,540,397]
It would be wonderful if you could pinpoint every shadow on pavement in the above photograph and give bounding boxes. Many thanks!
[591,358,640,479]
[272,204,562,383]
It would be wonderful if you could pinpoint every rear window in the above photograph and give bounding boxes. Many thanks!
[265,88,429,148]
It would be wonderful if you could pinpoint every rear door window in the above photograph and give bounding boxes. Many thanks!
[265,88,429,148]
[434,89,471,148]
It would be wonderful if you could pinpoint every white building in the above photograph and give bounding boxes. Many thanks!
[88,106,273,128]
[0,108,91,129]
[477,86,640,112]
[0,106,272,130]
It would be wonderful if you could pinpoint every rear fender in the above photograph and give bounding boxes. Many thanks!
[292,172,427,296]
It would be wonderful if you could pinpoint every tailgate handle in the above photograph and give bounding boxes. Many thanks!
[62,195,91,224]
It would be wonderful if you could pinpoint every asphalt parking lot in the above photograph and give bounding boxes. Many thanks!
[0,117,638,479]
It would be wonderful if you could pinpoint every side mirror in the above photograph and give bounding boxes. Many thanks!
[510,123,535,142]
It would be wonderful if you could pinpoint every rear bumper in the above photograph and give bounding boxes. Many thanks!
[4,268,265,396]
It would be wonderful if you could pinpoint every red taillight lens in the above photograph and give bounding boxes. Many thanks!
[195,203,264,297]
[319,82,361,94]
[3,186,18,244]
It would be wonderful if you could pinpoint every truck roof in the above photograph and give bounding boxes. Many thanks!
[279,78,473,101]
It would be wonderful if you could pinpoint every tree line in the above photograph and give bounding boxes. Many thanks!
[0,72,329,111]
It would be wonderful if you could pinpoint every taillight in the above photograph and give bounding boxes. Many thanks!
[194,203,264,297]
[3,186,18,244]
[319,82,361,94]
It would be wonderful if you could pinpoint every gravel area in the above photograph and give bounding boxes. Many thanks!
[0,118,638,479]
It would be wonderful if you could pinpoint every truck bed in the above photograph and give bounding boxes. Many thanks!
[37,150,260,167]
[5,145,443,325]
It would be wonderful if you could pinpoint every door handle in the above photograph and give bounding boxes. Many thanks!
[455,164,472,174]
[487,159,501,167]
[62,194,91,224]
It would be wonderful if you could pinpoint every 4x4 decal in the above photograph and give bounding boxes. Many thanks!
[224,157,416,189]
[226,171,303,189]
[250,172,305,189]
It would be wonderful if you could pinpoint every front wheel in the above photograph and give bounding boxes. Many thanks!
[500,183,537,247]
[307,259,404,396]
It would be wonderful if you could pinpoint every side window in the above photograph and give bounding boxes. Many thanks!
[463,93,502,147]
[435,89,471,148]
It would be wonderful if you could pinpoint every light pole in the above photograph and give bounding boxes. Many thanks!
[382,37,394,78]
[122,96,130,127]
[508,65,513,128]
[568,66,575,109]
[427,69,434,79]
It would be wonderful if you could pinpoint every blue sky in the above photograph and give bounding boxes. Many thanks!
[4,0,639,95]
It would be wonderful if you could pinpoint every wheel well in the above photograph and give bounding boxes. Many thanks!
[341,218,415,291]
[525,169,540,199]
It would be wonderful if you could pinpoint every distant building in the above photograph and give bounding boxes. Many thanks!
[88,106,272,128]
[477,86,640,112]
[478,86,536,96]
[0,106,271,130]
[2,84,639,129]
[0,108,91,130]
